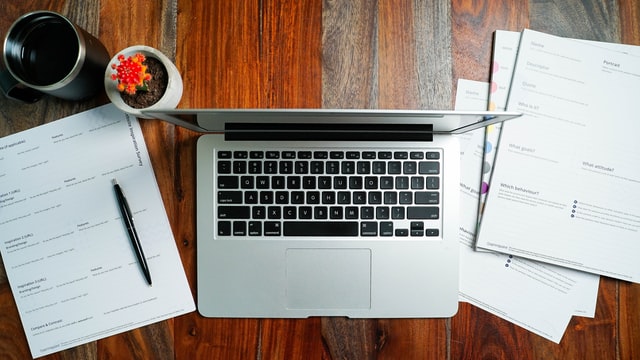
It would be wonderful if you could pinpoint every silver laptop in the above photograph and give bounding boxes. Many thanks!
[144,109,520,318]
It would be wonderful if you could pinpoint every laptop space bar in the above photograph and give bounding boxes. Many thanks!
[284,222,359,236]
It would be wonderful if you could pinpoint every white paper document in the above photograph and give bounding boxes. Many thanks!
[480,30,640,228]
[477,29,640,282]
[456,79,599,343]
[0,105,195,358]
[487,31,602,318]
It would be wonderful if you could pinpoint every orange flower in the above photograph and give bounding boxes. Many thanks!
[111,52,152,94]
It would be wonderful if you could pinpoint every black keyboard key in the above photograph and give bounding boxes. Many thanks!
[411,176,424,189]
[391,207,404,219]
[326,161,339,174]
[268,206,281,219]
[365,177,378,189]
[218,151,232,159]
[252,206,266,219]
[384,191,397,204]
[337,191,351,204]
[361,206,374,219]
[233,221,246,236]
[218,206,250,219]
[245,191,258,204]
[272,176,285,189]
[279,161,293,174]
[403,161,417,174]
[376,206,389,219]
[291,191,305,204]
[314,206,328,219]
[415,192,439,204]
[264,161,278,174]
[310,161,324,174]
[218,191,243,204]
[345,207,359,219]
[218,176,239,189]
[298,151,312,159]
[284,221,359,236]
[218,161,232,173]
[346,151,360,159]
[426,151,440,159]
[395,228,409,236]
[378,151,392,159]
[399,191,412,204]
[349,176,363,189]
[426,229,439,237]
[260,191,274,204]
[368,191,382,204]
[302,176,316,189]
[353,191,366,204]
[411,221,424,236]
[361,222,378,236]
[249,151,264,159]
[318,176,332,189]
[287,176,301,189]
[388,161,402,174]
[380,176,394,189]
[372,161,386,174]
[295,161,309,174]
[314,151,328,159]
[256,176,270,188]
[426,176,440,189]
[394,151,408,159]
[234,151,248,159]
[322,191,336,204]
[307,191,320,204]
[419,161,440,174]
[264,221,282,236]
[407,207,439,219]
[282,151,296,159]
[330,151,344,159]
[396,177,409,190]
[266,151,280,159]
[342,161,355,174]
[248,161,262,174]
[240,176,254,189]
[299,206,313,219]
[380,222,394,236]
[275,191,288,204]
[283,206,297,219]
[330,207,343,219]
[334,176,348,189]
[410,151,424,159]
[218,221,231,235]
[357,161,371,174]
[248,221,262,236]
[362,151,376,159]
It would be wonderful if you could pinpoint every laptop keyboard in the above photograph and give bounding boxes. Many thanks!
[215,149,442,238]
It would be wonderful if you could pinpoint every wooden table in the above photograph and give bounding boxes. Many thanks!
[1,1,639,359]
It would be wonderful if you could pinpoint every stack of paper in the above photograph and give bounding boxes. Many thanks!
[456,29,640,343]
[0,105,195,358]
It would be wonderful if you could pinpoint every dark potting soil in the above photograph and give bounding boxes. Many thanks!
[119,56,169,109]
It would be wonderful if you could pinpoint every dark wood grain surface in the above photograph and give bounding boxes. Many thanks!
[1,1,639,359]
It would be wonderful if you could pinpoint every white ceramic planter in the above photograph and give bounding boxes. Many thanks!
[104,45,183,119]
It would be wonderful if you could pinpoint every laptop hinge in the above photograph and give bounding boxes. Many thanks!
[224,123,434,141]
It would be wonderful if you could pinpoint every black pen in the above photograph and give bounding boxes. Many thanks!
[112,178,152,286]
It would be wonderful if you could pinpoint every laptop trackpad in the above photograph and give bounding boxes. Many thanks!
[286,248,371,310]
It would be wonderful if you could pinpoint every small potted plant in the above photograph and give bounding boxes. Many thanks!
[104,45,183,118]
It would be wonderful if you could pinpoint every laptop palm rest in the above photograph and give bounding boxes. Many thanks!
[285,248,371,310]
